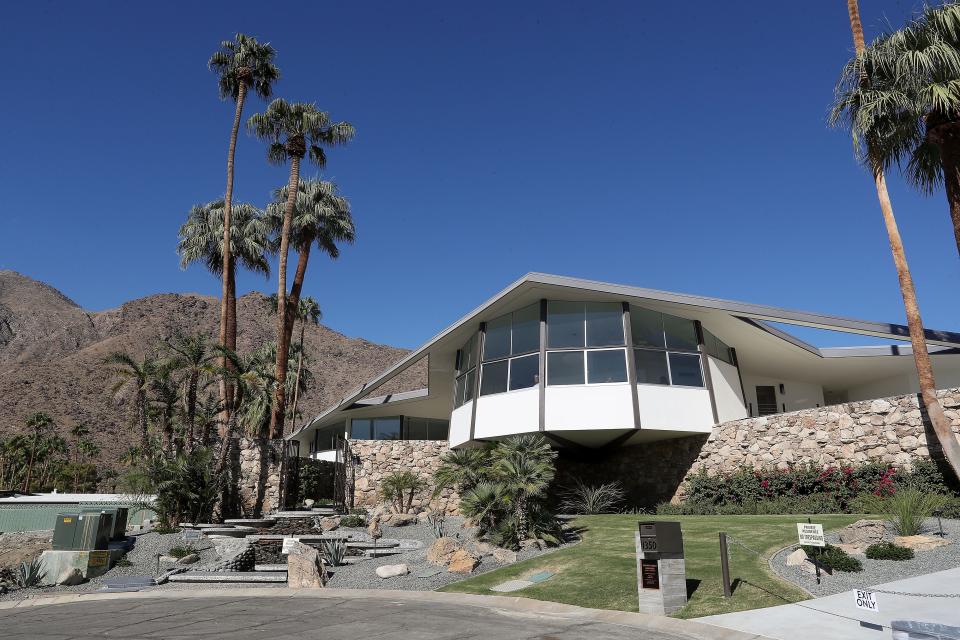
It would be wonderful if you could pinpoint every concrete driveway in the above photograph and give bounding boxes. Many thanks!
[0,588,764,640]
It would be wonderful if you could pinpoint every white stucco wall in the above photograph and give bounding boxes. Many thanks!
[740,375,824,416]
[474,387,539,439]
[449,402,473,447]
[545,384,634,431]
[636,384,714,431]
[708,356,747,423]
[844,358,960,402]
[310,450,338,462]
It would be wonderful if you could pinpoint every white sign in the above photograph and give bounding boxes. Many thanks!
[855,589,879,612]
[797,523,825,547]
[281,537,299,554]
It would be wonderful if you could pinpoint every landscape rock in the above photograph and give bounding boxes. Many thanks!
[158,555,177,564]
[177,553,200,565]
[894,535,952,551]
[426,537,461,566]
[447,549,480,574]
[519,538,545,551]
[56,567,84,586]
[785,548,808,566]
[382,513,417,527]
[492,547,518,564]
[837,520,887,551]
[286,541,327,588]
[317,516,340,532]
[375,563,410,579]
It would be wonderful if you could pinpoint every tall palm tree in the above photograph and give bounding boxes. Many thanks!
[177,199,271,429]
[150,362,181,455]
[290,296,322,424]
[105,352,157,451]
[165,332,216,448]
[835,0,960,480]
[195,393,222,447]
[212,345,275,476]
[247,100,355,437]
[22,412,53,492]
[832,4,960,255]
[69,424,90,490]
[208,34,279,421]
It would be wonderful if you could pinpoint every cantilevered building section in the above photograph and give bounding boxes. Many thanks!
[286,273,960,458]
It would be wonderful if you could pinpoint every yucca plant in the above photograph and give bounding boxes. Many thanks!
[861,488,950,536]
[320,538,346,567]
[558,479,625,514]
[16,557,45,588]
[427,512,446,539]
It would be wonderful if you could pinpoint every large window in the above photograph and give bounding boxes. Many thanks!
[403,417,449,440]
[703,327,734,365]
[350,417,401,440]
[630,305,704,388]
[454,334,478,408]
[478,304,541,398]
[545,302,628,386]
[347,416,448,442]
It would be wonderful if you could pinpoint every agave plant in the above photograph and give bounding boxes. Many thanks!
[427,512,446,539]
[320,538,346,567]
[16,557,45,588]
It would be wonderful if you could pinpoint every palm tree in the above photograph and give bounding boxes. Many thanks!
[208,34,279,421]
[290,297,322,424]
[832,4,960,255]
[165,333,216,448]
[834,0,960,480]
[178,200,271,428]
[22,412,53,492]
[70,424,90,490]
[105,351,157,451]
[213,345,275,476]
[491,435,556,538]
[150,362,181,455]
[195,392,222,447]
[248,100,354,437]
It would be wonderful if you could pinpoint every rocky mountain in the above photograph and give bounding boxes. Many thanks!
[0,270,426,468]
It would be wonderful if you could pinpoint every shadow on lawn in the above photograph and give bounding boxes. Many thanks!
[686,578,701,598]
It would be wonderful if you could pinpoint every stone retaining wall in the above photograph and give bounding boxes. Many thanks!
[557,388,960,507]
[235,437,282,516]
[346,439,459,514]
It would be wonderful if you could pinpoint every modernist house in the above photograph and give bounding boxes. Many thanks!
[287,273,960,461]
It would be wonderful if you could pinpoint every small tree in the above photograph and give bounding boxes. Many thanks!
[380,471,427,513]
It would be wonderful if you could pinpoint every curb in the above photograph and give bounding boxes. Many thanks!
[0,587,770,639]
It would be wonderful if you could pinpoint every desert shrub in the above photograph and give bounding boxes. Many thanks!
[427,512,446,539]
[865,542,914,561]
[558,479,625,514]
[168,545,195,559]
[803,544,863,572]
[860,489,950,536]
[339,514,364,527]
[297,463,327,505]
[15,558,46,587]
[125,447,223,527]
[901,459,949,495]
[938,496,960,519]
[115,557,133,567]
[320,539,346,567]
[380,471,427,513]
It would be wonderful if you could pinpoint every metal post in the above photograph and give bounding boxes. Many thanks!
[719,532,732,598]
[808,517,821,585]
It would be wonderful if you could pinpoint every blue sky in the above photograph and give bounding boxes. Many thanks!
[1,1,957,350]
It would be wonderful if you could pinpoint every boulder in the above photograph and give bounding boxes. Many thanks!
[57,567,84,586]
[894,535,952,551]
[375,563,410,579]
[447,549,480,574]
[838,519,887,551]
[367,515,383,542]
[785,548,808,566]
[286,541,327,588]
[317,516,340,532]
[178,553,200,565]
[382,513,417,527]
[158,555,178,564]
[492,547,518,564]
[519,538,545,552]
[304,499,315,508]
[426,537,461,566]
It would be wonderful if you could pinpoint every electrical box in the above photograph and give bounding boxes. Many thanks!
[83,507,128,540]
[73,513,111,551]
[52,513,81,550]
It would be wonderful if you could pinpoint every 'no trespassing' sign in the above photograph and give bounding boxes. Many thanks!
[797,523,825,547]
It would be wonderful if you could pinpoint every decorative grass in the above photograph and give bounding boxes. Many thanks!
[440,513,861,618]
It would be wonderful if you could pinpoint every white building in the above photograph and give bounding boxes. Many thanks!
[287,273,960,460]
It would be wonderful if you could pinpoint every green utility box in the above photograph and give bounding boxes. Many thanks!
[52,512,111,551]
[82,507,128,540]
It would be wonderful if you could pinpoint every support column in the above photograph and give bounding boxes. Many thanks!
[623,302,642,429]
[538,299,547,432]
[696,321,720,424]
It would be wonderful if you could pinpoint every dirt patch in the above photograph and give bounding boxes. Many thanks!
[0,531,51,569]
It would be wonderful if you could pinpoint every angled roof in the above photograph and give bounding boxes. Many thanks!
[287,272,960,439]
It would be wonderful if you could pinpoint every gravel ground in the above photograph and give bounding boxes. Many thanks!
[770,517,960,597]
[326,516,576,591]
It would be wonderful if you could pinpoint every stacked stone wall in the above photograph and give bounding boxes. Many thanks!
[235,437,282,516]
[346,439,459,514]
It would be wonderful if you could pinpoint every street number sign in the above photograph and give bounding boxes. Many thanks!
[855,589,879,612]
[797,523,825,547]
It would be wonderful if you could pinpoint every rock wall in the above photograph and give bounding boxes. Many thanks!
[235,437,282,516]
[556,388,960,508]
[346,439,459,514]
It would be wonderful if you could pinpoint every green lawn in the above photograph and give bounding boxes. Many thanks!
[440,514,862,618]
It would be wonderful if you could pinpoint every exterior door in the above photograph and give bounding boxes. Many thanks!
[756,385,778,416]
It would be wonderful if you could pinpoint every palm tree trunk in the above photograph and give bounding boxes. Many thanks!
[935,135,960,256]
[284,243,312,346]
[847,0,960,481]
[23,435,38,492]
[137,389,149,451]
[187,370,198,449]
[220,83,247,435]
[270,155,302,439]
[291,320,306,424]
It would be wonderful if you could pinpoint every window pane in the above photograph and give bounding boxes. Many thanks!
[464,369,476,403]
[548,350,585,385]
[509,354,540,390]
[669,353,704,387]
[457,334,477,374]
[405,418,428,440]
[631,307,665,348]
[350,418,372,439]
[483,315,510,361]
[547,301,585,348]
[480,360,508,396]
[373,417,401,440]
[427,420,449,440]
[634,349,669,385]
[454,375,466,408]
[586,302,624,347]
[664,313,698,351]
[587,349,627,383]
[512,304,540,355]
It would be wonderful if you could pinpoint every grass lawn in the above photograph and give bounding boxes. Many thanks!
[439,514,863,618]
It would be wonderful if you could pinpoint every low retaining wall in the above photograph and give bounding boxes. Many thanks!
[557,388,960,507]
[345,439,459,514]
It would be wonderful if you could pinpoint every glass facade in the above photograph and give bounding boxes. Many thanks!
[454,334,478,408]
[629,305,705,388]
[345,416,449,443]
[703,327,735,365]
[478,304,542,398]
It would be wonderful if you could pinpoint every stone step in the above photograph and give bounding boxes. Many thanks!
[363,548,404,558]
[224,518,277,528]
[346,540,400,550]
[201,526,258,538]
[167,571,287,584]
[248,533,353,543]
[254,564,288,572]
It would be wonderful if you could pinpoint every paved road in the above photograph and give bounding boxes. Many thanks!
[701,566,960,640]
[0,589,760,640]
